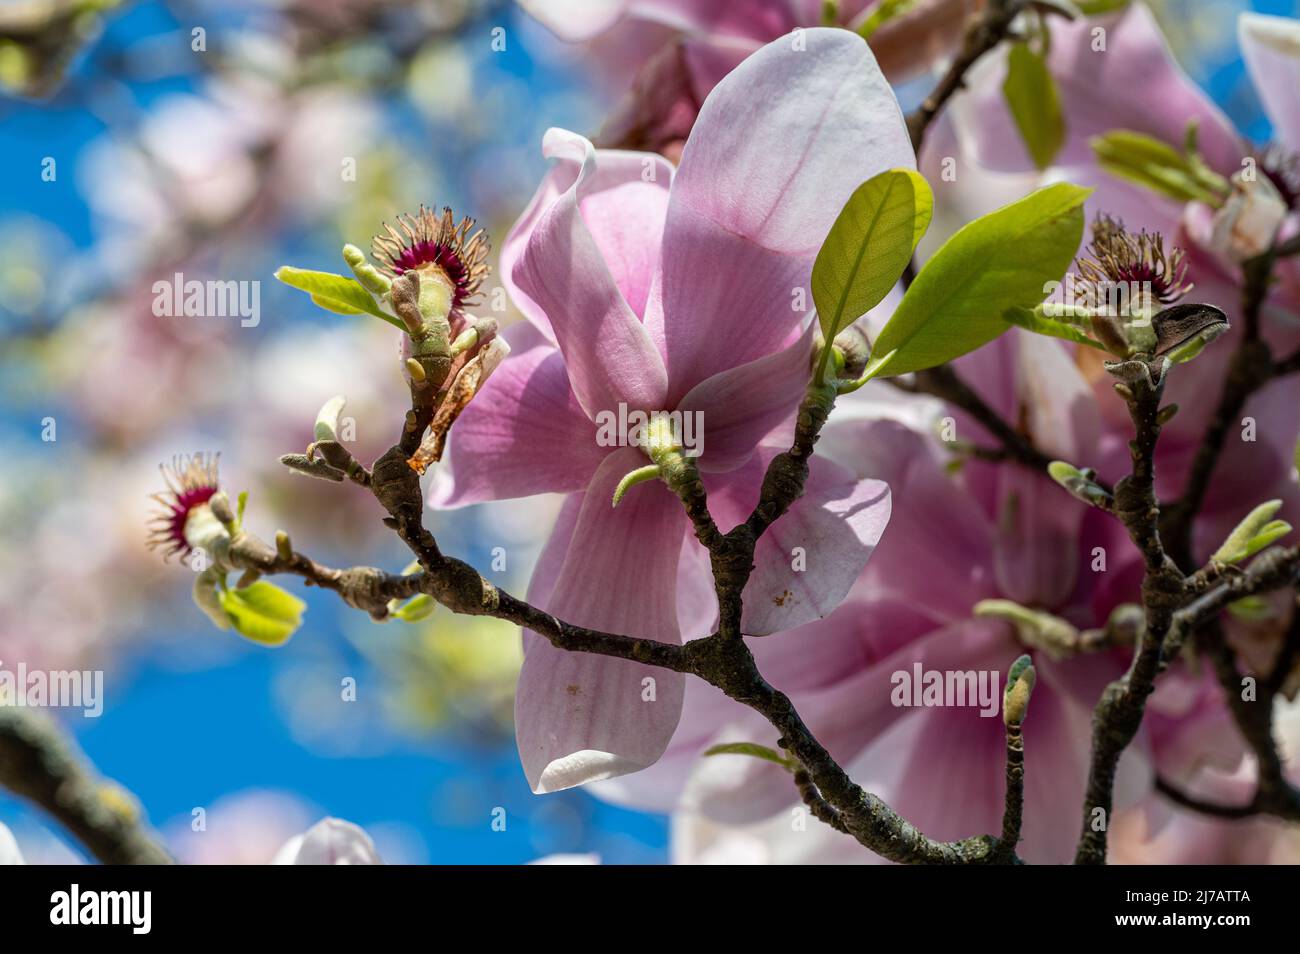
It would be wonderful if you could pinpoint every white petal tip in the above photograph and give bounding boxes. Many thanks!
[530,749,650,794]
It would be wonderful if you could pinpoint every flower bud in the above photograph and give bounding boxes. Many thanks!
[314,395,347,442]
[1003,654,1037,728]
[1212,499,1292,564]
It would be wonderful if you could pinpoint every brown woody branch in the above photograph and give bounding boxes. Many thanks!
[0,708,173,865]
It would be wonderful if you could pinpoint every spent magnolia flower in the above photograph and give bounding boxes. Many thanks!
[1073,213,1192,312]
[371,205,490,316]
[146,453,223,561]
[271,817,383,865]
[432,29,912,793]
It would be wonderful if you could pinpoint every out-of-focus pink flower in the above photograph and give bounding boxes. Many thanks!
[918,4,1300,561]
[1112,695,1300,864]
[166,791,317,865]
[432,30,912,794]
[920,4,1300,327]
[0,822,24,865]
[518,0,983,155]
[272,817,384,865]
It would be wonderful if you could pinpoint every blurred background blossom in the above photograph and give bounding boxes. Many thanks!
[0,0,1295,863]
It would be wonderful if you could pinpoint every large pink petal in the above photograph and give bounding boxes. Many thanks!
[511,129,669,417]
[1240,13,1300,153]
[428,323,607,508]
[990,333,1097,609]
[817,419,999,620]
[504,134,674,336]
[515,447,688,792]
[694,448,891,635]
[647,28,915,402]
[676,324,814,473]
[992,466,1084,611]
[682,618,1011,826]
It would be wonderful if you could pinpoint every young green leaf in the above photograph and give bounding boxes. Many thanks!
[218,580,306,647]
[275,266,404,330]
[812,168,932,368]
[1212,500,1292,564]
[391,594,436,623]
[855,0,917,38]
[703,742,796,772]
[1074,0,1129,12]
[1003,43,1065,171]
[863,182,1091,378]
[1090,130,1229,206]
[1003,305,1109,351]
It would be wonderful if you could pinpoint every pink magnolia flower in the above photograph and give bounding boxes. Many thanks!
[919,4,1300,465]
[431,29,913,793]
[272,817,384,865]
[518,0,982,155]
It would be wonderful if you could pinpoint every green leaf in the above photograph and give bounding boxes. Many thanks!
[1090,130,1229,206]
[1074,0,1129,13]
[813,169,931,350]
[863,182,1091,378]
[703,742,796,772]
[1004,305,1109,351]
[310,294,363,316]
[218,580,306,647]
[391,594,436,623]
[1003,43,1065,171]
[275,266,404,330]
[855,0,916,38]
[1212,500,1291,564]
[1227,595,1276,621]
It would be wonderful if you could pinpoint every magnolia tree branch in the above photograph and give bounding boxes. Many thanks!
[1072,357,1300,862]
[1074,360,1186,864]
[254,350,1022,864]
[895,365,1058,473]
[0,708,173,864]
[906,0,1024,152]
[1046,229,1300,861]
[1160,248,1282,569]
[997,719,1026,862]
